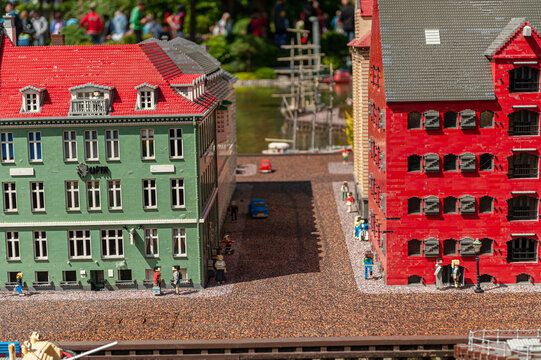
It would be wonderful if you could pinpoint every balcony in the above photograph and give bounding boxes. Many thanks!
[509,165,539,178]
[511,122,539,136]
[508,208,538,221]
[69,99,109,116]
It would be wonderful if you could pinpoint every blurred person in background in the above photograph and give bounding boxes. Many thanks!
[50,11,64,34]
[273,0,288,47]
[166,4,186,38]
[18,10,34,46]
[2,2,22,40]
[130,1,146,43]
[339,0,354,41]
[248,10,267,37]
[80,2,103,44]
[31,10,48,46]
[143,14,162,39]
[111,8,128,41]
[212,12,231,36]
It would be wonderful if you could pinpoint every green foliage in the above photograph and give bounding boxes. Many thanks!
[343,111,354,148]
[234,72,257,80]
[60,24,91,45]
[232,18,250,35]
[253,67,277,79]
[322,55,344,71]
[203,35,232,64]
[321,31,349,58]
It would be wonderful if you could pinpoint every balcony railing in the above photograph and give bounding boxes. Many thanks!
[69,99,109,116]
[508,208,538,221]
[510,122,539,136]
[508,250,537,262]
[509,165,539,179]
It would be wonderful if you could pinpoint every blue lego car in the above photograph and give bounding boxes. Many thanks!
[249,199,269,218]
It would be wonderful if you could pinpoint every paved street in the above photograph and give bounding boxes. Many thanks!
[1,154,541,342]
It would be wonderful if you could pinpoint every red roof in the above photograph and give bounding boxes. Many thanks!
[0,37,219,118]
[348,31,371,48]
[360,0,373,17]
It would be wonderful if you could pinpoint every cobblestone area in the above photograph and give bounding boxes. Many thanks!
[1,154,541,342]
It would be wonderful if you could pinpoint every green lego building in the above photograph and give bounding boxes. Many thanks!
[0,31,237,290]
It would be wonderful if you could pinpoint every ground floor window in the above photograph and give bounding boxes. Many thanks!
[68,230,92,259]
[118,269,132,281]
[35,271,49,284]
[507,237,537,262]
[63,270,77,282]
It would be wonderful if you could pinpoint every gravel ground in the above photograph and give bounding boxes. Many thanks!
[1,154,541,342]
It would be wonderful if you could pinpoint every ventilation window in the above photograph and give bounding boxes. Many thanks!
[408,197,422,214]
[460,153,476,172]
[480,111,494,128]
[423,153,440,173]
[479,153,494,171]
[408,275,424,285]
[424,29,440,45]
[459,237,475,256]
[407,112,422,129]
[408,239,422,256]
[424,196,440,215]
[459,195,476,215]
[443,196,457,214]
[423,110,440,130]
[408,155,422,172]
[444,111,458,128]
[479,196,493,214]
[423,238,439,257]
[479,274,494,284]
[460,110,477,129]
[443,154,458,171]
[516,273,532,283]
[443,239,457,255]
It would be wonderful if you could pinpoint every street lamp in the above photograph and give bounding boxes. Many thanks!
[472,238,484,293]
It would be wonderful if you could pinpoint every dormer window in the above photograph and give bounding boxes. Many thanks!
[20,86,45,113]
[135,83,158,110]
[69,83,114,116]
[171,75,206,102]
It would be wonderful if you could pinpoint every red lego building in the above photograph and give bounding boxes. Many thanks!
[368,0,541,286]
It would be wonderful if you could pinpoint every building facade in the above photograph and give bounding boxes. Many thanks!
[368,0,541,285]
[0,29,236,290]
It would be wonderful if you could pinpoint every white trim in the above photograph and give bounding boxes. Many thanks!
[0,218,201,228]
[511,191,537,194]
[150,165,175,173]
[511,233,536,237]
[10,168,34,176]
[512,105,538,109]
[513,61,538,65]
[512,148,538,152]
[200,188,218,220]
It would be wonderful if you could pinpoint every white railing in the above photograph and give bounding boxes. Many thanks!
[468,329,541,359]
[70,99,108,116]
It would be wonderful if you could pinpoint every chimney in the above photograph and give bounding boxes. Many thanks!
[3,15,16,45]
[51,34,65,46]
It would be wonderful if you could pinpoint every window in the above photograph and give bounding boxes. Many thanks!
[443,196,457,214]
[508,110,539,136]
[424,196,440,215]
[141,129,155,160]
[459,237,475,256]
[33,230,47,260]
[171,179,185,209]
[516,273,532,283]
[101,229,124,258]
[460,153,476,172]
[380,109,386,130]
[443,239,457,255]
[144,228,159,257]
[423,238,439,257]
[68,229,91,259]
[407,155,422,172]
[65,181,80,211]
[169,128,183,159]
[6,231,20,260]
[105,129,120,161]
[479,153,494,171]
[25,93,40,112]
[407,112,422,129]
[443,111,458,128]
[30,182,45,212]
[139,91,154,109]
[63,270,77,282]
[35,271,49,284]
[107,180,122,210]
[423,110,440,130]
[408,239,422,256]
[509,66,539,93]
[480,111,494,128]
[480,238,493,255]
[479,274,494,284]
[63,130,77,162]
[3,182,17,212]
[380,152,385,172]
[84,130,98,161]
[173,228,187,257]
[507,195,538,221]
[460,110,476,129]
[1,132,14,163]
[508,153,539,178]
[143,179,157,209]
[118,269,133,280]
[479,196,493,214]
[407,275,423,285]
[28,131,42,162]
[424,153,440,173]
[459,195,476,215]
[86,180,101,210]
[443,154,458,171]
[507,237,537,262]
[408,197,422,214]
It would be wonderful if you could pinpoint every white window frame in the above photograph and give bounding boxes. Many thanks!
[33,230,48,260]
[107,180,122,210]
[6,231,20,261]
[84,130,99,161]
[87,180,101,211]
[63,130,78,162]
[24,92,40,112]
[1,132,14,163]
[65,181,80,211]
[68,229,92,259]
[3,182,17,212]
[140,129,155,160]
[30,181,45,212]
[142,179,157,209]
[144,228,159,257]
[169,128,183,159]
[105,129,120,161]
[172,228,187,257]
[101,229,124,259]
[28,131,42,162]
[138,90,154,109]
[171,178,185,209]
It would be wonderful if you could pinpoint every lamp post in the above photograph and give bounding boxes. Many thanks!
[472,238,484,293]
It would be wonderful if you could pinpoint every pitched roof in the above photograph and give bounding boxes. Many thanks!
[0,36,232,119]
[484,18,529,57]
[348,31,371,48]
[377,0,541,103]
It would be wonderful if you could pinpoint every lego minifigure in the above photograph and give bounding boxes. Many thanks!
[172,265,181,295]
[346,192,354,213]
[363,252,374,279]
[14,272,23,296]
[153,266,162,295]
[230,201,238,222]
[451,259,461,288]
[434,258,443,289]
[341,181,349,201]
[354,216,362,240]
[221,234,235,254]
[361,219,369,241]
[342,150,349,163]
[215,255,227,284]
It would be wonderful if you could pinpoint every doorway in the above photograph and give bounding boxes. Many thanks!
[441,264,464,287]
[89,270,105,291]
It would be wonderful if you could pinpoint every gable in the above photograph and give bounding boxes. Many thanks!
[489,21,541,59]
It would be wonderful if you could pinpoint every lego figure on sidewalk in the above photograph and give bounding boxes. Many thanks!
[341,181,349,201]
[14,272,24,296]
[346,192,354,213]
[215,255,227,284]
[342,150,349,163]
[451,259,461,288]
[172,265,181,295]
[153,266,162,295]
[230,201,238,222]
[363,252,374,279]
[434,258,443,289]
[221,234,235,254]
[361,219,369,241]
[354,216,362,240]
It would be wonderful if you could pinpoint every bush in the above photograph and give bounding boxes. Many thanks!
[321,31,349,58]
[323,55,344,71]
[61,24,91,45]
[234,72,257,80]
[232,18,251,35]
[253,67,277,79]
[204,35,232,64]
